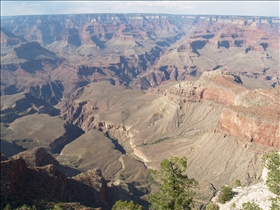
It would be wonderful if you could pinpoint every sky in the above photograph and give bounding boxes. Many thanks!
[1,1,279,17]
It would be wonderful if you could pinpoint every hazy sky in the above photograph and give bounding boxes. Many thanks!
[1,1,279,17]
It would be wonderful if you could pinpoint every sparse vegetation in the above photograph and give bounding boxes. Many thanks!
[51,203,63,210]
[263,152,280,210]
[148,156,198,210]
[140,137,170,146]
[112,200,144,210]
[4,204,12,210]
[31,205,37,210]
[270,196,280,210]
[206,202,219,210]
[19,204,29,210]
[241,202,262,210]
[263,152,280,195]
[3,202,39,210]
[218,186,232,204]
[235,179,242,187]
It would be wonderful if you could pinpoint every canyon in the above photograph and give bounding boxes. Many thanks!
[1,13,280,209]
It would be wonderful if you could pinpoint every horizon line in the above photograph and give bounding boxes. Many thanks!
[1,12,279,18]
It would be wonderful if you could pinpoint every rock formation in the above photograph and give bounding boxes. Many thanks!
[1,14,279,101]
[1,92,60,123]
[57,70,279,204]
[1,151,110,209]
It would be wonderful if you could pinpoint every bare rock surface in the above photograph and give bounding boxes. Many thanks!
[57,129,123,179]
[0,156,110,209]
[1,113,84,153]
[1,14,279,101]
[58,70,279,203]
[212,167,276,210]
[13,147,60,167]
[0,139,26,157]
[57,129,151,207]
[0,27,25,56]
[1,92,60,123]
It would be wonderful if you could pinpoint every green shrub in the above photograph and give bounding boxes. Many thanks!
[31,205,37,210]
[241,202,262,210]
[20,204,29,210]
[218,186,232,204]
[235,179,242,187]
[4,204,12,210]
[52,203,63,210]
[270,196,280,210]
[206,202,219,210]
[112,200,144,210]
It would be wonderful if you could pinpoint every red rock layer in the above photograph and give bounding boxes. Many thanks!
[218,109,280,148]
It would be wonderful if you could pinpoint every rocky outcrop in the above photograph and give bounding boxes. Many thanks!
[163,71,243,105]
[0,41,65,104]
[212,166,277,210]
[1,156,110,209]
[13,147,60,167]
[218,107,280,148]
[0,27,25,56]
[74,168,107,200]
[1,92,60,123]
[163,71,280,147]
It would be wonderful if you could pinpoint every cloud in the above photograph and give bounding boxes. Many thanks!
[1,1,279,17]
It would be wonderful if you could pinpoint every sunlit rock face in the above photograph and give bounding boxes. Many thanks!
[212,166,277,210]
[1,14,279,100]
[58,70,279,203]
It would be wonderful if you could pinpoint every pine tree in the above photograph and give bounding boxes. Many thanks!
[112,200,144,210]
[263,152,280,210]
[148,156,198,210]
[263,152,280,195]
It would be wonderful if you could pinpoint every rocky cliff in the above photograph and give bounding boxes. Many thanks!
[1,14,279,101]
[57,71,279,204]
[163,71,280,147]
[1,151,110,209]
